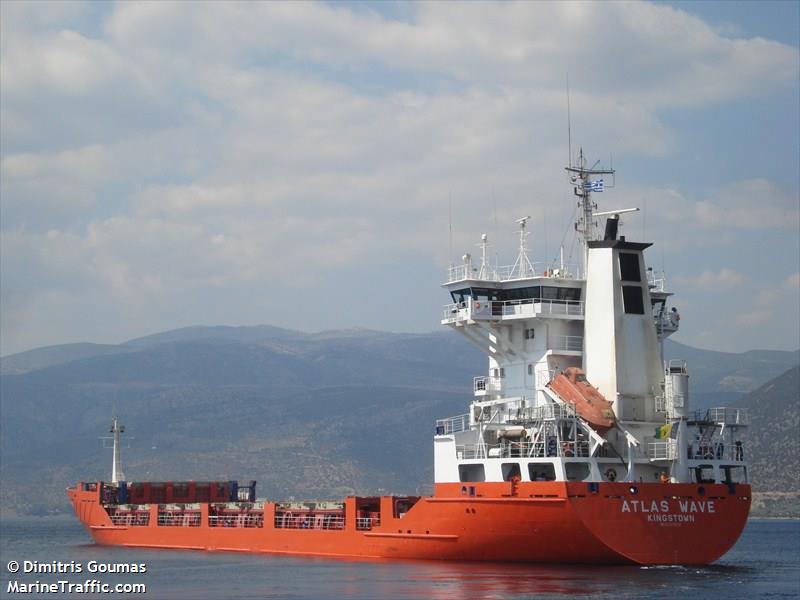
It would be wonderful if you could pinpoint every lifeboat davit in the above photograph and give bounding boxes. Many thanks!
[547,367,616,434]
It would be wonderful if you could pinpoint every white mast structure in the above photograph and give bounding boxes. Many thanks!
[510,216,535,279]
[565,149,615,277]
[110,417,126,484]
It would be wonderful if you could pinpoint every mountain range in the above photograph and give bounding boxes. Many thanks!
[0,325,797,516]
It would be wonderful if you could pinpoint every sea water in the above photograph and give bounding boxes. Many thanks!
[1,517,798,599]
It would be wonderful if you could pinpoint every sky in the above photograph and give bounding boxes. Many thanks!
[1,0,798,356]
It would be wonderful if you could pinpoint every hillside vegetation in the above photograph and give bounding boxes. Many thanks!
[0,326,796,517]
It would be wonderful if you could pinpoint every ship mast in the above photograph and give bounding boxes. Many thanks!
[110,416,125,484]
[510,216,535,279]
[565,148,615,277]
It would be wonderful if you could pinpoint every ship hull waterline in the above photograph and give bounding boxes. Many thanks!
[68,481,750,566]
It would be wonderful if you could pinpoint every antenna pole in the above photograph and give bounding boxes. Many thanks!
[110,417,125,483]
[565,149,615,277]
[511,216,534,278]
[448,194,453,269]
[478,234,490,279]
[566,74,572,167]
[492,189,499,273]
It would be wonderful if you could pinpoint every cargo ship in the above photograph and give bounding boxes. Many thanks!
[68,152,750,565]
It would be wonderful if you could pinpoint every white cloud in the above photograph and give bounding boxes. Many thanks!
[1,1,798,354]
[734,277,799,330]
[679,268,746,290]
[694,180,800,230]
[2,29,124,96]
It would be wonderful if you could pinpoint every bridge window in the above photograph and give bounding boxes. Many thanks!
[528,463,556,481]
[450,289,470,304]
[693,465,716,484]
[458,464,486,482]
[501,463,521,481]
[622,285,645,314]
[540,287,582,302]
[565,462,591,481]
[505,287,535,301]
[503,286,582,302]
[722,466,747,484]
[619,253,641,282]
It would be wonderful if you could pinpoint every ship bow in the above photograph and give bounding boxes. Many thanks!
[569,482,751,565]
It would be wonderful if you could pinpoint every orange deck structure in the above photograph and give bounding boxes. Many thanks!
[68,480,749,565]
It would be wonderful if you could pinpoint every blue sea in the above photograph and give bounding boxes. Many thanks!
[1,517,798,599]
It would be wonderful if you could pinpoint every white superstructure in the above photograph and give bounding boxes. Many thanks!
[434,153,749,488]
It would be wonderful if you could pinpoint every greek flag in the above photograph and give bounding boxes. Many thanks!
[583,179,604,192]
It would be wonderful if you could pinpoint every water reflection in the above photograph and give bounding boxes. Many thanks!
[1,518,796,600]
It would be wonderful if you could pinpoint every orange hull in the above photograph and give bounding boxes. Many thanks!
[68,481,750,565]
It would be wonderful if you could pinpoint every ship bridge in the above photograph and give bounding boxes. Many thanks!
[440,220,587,409]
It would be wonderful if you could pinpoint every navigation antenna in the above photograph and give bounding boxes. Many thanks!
[566,74,572,167]
[510,216,535,279]
[565,148,615,277]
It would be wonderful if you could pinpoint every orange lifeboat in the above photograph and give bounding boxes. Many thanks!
[547,367,616,434]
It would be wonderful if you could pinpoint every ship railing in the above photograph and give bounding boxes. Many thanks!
[647,273,667,292]
[447,262,574,283]
[441,302,469,323]
[208,513,264,528]
[447,264,479,282]
[458,439,590,459]
[496,263,580,281]
[274,514,345,530]
[157,511,202,527]
[500,440,590,458]
[356,516,381,531]
[648,440,677,461]
[436,413,470,435]
[666,359,688,375]
[107,511,150,526]
[519,403,578,422]
[702,407,749,426]
[654,394,666,413]
[689,442,746,462]
[549,335,583,353]
[656,315,679,332]
[490,299,584,319]
[457,444,488,459]
[534,369,559,388]
[442,298,584,323]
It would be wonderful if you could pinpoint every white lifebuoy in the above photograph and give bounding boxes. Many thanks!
[604,468,617,482]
